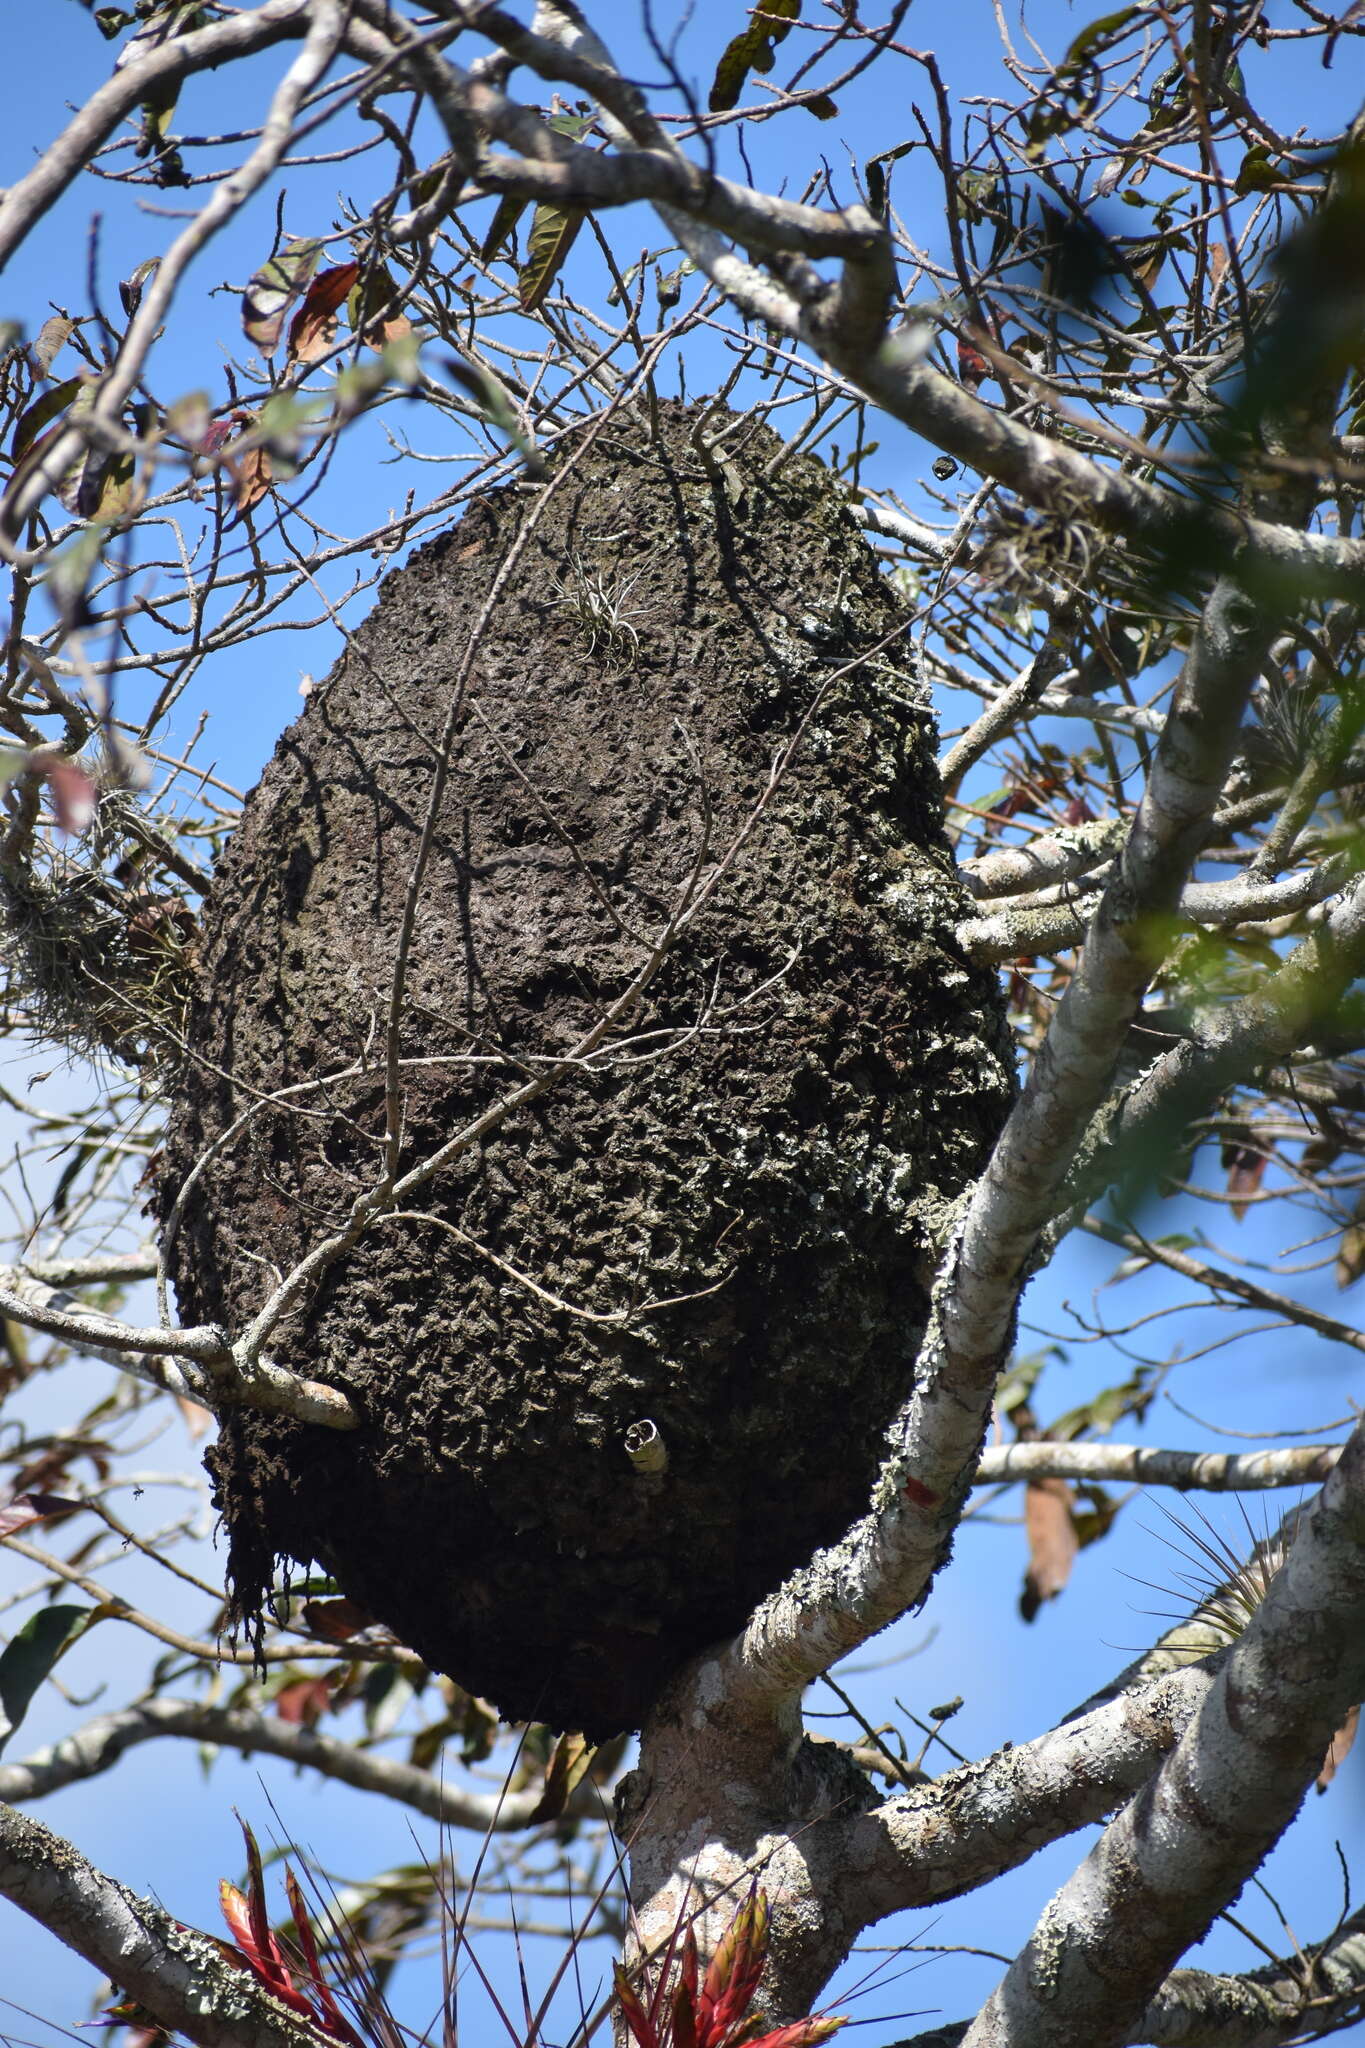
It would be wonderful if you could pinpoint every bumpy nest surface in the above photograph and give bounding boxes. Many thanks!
[161,401,1014,1734]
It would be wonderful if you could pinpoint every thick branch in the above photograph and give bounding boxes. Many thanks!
[961,1416,1365,2048]
[852,1662,1218,1922]
[848,341,1365,604]
[897,1903,1365,2048]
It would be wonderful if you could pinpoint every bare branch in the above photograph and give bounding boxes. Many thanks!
[0,1697,611,1830]
[974,1441,1343,1492]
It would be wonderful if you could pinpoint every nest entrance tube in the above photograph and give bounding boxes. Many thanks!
[162,401,1014,1735]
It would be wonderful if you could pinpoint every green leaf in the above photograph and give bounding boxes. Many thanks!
[709,0,801,114]
[518,205,584,313]
[865,141,914,222]
[1059,5,1140,68]
[1235,145,1284,195]
[8,376,85,465]
[0,1605,101,1755]
[334,332,421,420]
[362,1663,415,1741]
[480,193,527,265]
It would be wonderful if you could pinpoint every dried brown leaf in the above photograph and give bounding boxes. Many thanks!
[1021,1478,1078,1621]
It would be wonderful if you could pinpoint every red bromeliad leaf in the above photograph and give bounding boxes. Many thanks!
[698,1888,769,2047]
[613,1888,843,2048]
[240,1818,276,1968]
[218,1880,257,1958]
[671,1974,699,2048]
[219,1880,314,2017]
[614,1961,659,2048]
[284,1866,363,2046]
[288,262,361,366]
[747,2019,845,2048]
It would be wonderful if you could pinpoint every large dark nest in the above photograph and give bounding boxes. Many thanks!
[160,399,1014,1735]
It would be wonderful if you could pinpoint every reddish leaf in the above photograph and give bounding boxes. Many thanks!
[301,1596,374,1642]
[1224,1144,1267,1222]
[287,262,361,366]
[614,1961,659,2048]
[957,336,990,391]
[45,758,97,836]
[1020,1478,1078,1621]
[273,1674,333,1727]
[0,1490,80,1539]
[1318,1703,1359,1790]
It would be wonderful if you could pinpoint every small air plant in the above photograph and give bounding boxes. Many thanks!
[1133,1498,1300,1661]
[548,554,648,665]
[614,1886,845,2048]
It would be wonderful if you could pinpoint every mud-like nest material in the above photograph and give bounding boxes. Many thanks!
[161,401,1014,1735]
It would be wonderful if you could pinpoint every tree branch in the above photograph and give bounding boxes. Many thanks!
[960,1415,1365,2048]
[853,1661,1219,1922]
[1065,869,1365,1216]
[958,861,1345,966]
[895,1902,1365,2048]
[0,1265,357,1429]
[0,1698,610,1829]
[0,0,317,272]
[973,1441,1343,1492]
